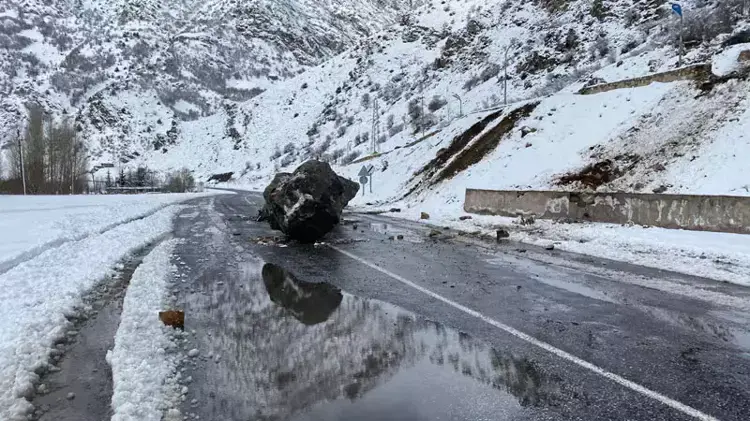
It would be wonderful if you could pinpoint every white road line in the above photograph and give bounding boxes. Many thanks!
[329,245,720,421]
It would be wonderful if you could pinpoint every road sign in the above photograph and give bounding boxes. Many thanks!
[358,165,375,195]
[359,175,369,196]
[671,3,682,17]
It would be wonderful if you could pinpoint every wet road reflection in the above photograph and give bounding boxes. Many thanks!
[187,261,563,421]
[262,263,343,325]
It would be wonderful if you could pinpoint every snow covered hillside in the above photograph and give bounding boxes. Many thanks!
[103,0,748,286]
[0,0,422,164]
[112,0,749,195]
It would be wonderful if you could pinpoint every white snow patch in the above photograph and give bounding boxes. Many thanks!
[712,43,750,76]
[0,192,223,272]
[515,220,750,288]
[0,206,185,420]
[369,208,750,289]
[109,239,182,421]
[173,100,200,114]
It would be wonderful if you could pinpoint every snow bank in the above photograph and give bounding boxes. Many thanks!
[0,192,222,272]
[0,206,185,420]
[363,206,750,288]
[514,220,750,288]
[109,239,183,421]
[712,43,750,76]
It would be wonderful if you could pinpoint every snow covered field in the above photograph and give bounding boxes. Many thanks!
[0,192,223,420]
[0,193,221,273]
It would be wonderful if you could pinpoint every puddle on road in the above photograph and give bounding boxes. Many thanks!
[642,306,750,351]
[486,257,617,304]
[185,262,564,421]
[368,222,423,243]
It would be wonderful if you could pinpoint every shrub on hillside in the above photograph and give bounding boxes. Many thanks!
[279,155,293,168]
[340,151,362,165]
[389,123,405,137]
[590,0,608,21]
[312,138,332,158]
[270,146,282,160]
[590,36,611,59]
[480,63,501,82]
[331,148,345,162]
[428,95,448,112]
[681,2,738,45]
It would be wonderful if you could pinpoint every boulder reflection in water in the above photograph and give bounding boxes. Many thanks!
[261,263,344,325]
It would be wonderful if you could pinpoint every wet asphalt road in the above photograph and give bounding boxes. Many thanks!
[171,192,750,421]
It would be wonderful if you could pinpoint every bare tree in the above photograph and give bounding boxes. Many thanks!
[5,107,88,194]
[166,168,195,192]
[25,106,45,193]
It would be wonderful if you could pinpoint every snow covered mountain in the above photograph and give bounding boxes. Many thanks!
[109,0,749,190]
[3,0,750,200]
[0,0,422,162]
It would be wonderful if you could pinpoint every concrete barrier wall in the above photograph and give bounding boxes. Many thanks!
[464,189,750,234]
[578,64,712,95]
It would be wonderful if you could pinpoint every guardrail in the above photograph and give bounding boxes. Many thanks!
[464,188,750,234]
[577,64,712,95]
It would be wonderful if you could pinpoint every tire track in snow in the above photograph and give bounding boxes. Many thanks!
[0,203,188,277]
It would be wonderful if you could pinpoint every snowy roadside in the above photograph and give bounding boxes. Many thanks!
[0,191,227,273]
[219,176,750,288]
[355,204,750,289]
[108,239,184,421]
[0,205,187,421]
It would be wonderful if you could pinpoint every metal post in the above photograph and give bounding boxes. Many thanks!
[419,78,425,138]
[420,94,425,138]
[452,94,462,117]
[71,141,76,194]
[504,45,510,105]
[679,13,684,67]
[18,133,26,195]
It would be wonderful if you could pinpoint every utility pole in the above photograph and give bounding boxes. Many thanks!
[678,12,684,67]
[420,78,426,138]
[420,95,425,138]
[503,39,517,105]
[18,128,26,195]
[71,139,76,194]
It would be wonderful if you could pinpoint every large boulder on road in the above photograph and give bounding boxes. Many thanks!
[260,160,359,242]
